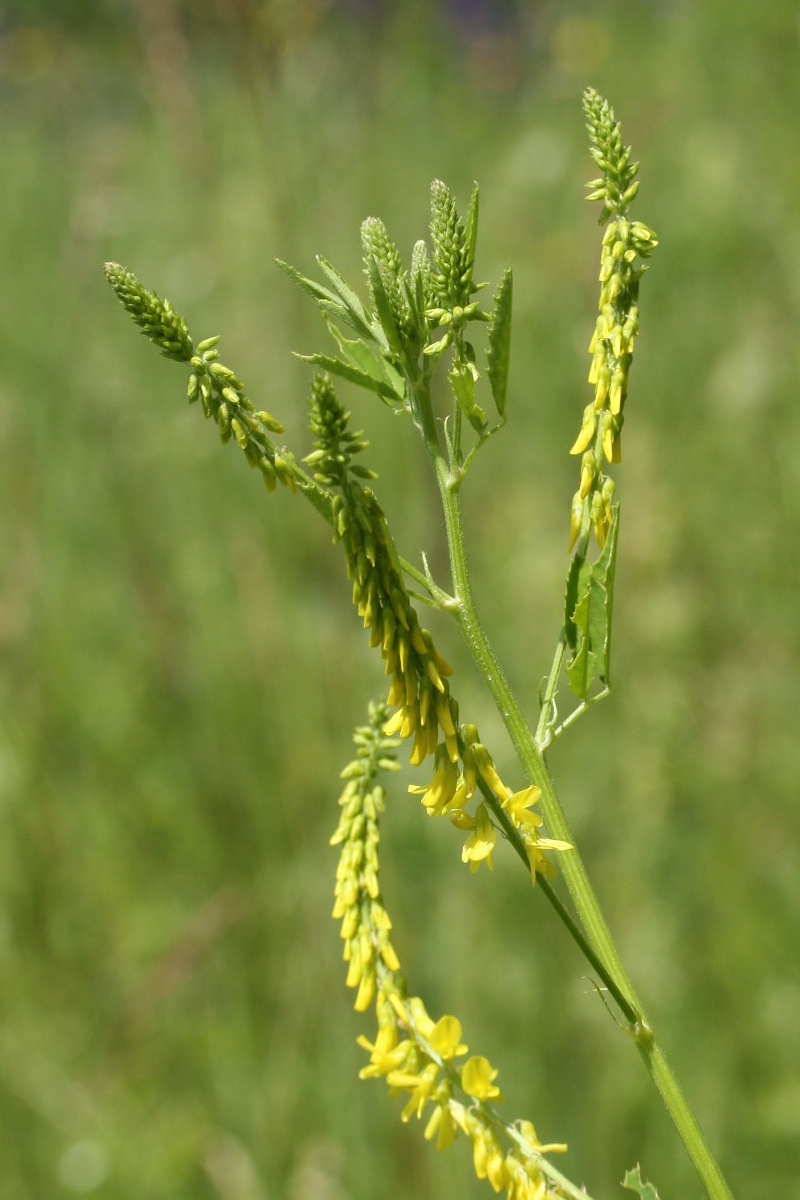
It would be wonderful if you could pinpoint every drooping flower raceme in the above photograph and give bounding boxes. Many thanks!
[333,705,569,1199]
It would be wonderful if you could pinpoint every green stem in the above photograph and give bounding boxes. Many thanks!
[418,415,733,1200]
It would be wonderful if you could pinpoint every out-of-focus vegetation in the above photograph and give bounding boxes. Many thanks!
[1,2,799,1197]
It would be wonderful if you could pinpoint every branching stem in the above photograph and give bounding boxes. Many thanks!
[416,396,734,1200]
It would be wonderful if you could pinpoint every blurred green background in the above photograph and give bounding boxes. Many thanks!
[2,1,799,1197]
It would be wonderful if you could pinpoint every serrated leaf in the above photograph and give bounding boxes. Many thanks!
[294,352,400,402]
[565,557,595,698]
[316,298,380,341]
[564,505,619,700]
[486,268,512,418]
[464,183,479,274]
[564,554,591,653]
[595,502,619,684]
[316,257,374,340]
[622,1165,661,1200]
[276,258,344,311]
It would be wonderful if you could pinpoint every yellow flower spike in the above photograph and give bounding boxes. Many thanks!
[461,1054,503,1101]
[428,1014,468,1060]
[461,802,496,872]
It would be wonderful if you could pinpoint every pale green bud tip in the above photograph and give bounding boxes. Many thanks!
[104,262,194,362]
[582,88,640,219]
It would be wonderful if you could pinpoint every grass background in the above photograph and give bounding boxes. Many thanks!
[1,1,799,1197]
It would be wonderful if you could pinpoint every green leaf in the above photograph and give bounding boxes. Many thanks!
[622,1165,661,1200]
[277,258,379,344]
[327,322,390,381]
[276,258,344,310]
[486,268,512,418]
[564,504,619,699]
[295,352,401,402]
[316,257,374,340]
[464,183,479,275]
[448,361,486,433]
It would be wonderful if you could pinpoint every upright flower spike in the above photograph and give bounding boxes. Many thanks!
[429,179,475,310]
[567,91,657,555]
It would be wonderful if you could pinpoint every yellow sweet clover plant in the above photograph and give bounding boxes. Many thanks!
[105,91,734,1200]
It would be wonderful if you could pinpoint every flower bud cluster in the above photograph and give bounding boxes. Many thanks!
[334,709,567,1198]
[104,262,194,362]
[104,263,289,492]
[361,216,416,342]
[425,181,490,361]
[187,339,290,493]
[429,179,474,310]
[307,376,458,765]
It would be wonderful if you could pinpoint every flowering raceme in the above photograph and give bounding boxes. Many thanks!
[333,706,568,1198]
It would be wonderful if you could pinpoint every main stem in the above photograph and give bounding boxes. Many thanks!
[418,405,732,1200]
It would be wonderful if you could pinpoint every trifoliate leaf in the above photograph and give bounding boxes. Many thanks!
[486,268,512,418]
